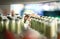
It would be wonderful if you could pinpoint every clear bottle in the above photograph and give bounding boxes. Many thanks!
[8,16,15,33]
[2,16,8,30]
[15,17,21,35]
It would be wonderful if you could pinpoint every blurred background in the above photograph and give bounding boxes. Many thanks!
[0,0,60,39]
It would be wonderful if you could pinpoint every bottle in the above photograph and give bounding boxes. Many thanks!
[2,16,9,31]
[8,16,15,33]
[15,17,21,34]
[57,19,60,39]
[0,13,3,32]
[2,16,15,39]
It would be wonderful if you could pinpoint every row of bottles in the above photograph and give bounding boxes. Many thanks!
[30,16,59,39]
[0,13,24,35]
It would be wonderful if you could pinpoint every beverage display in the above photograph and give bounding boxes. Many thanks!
[30,16,58,39]
[0,13,59,39]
